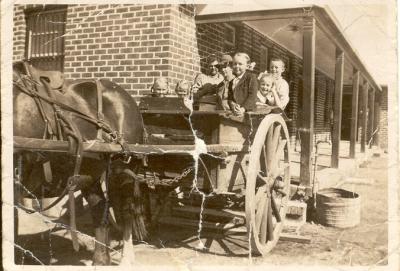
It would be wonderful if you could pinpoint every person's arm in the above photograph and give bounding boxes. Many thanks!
[241,73,258,111]
[271,80,289,110]
[191,73,204,94]
[227,80,238,112]
[193,83,218,101]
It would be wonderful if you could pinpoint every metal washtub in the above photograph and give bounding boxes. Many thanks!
[316,188,361,228]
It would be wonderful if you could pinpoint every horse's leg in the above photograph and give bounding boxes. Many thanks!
[113,170,148,265]
[81,181,110,266]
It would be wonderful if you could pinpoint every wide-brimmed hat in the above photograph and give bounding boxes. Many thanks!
[219,54,233,65]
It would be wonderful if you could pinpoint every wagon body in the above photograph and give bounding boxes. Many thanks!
[137,96,292,255]
[14,95,292,256]
[138,96,267,193]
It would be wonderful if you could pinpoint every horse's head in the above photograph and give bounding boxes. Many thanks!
[99,79,144,144]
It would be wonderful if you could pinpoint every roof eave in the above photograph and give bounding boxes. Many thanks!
[312,6,382,91]
[195,6,309,24]
[195,5,382,92]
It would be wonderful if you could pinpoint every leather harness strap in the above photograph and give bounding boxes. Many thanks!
[95,80,105,141]
[13,64,122,252]
[20,63,57,140]
[13,63,141,252]
[14,76,115,138]
[53,104,83,251]
[21,64,56,184]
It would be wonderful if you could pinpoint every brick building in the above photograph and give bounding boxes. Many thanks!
[12,4,337,140]
[378,86,388,150]
[13,4,387,185]
[13,4,200,96]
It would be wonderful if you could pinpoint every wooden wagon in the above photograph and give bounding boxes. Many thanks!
[14,95,292,256]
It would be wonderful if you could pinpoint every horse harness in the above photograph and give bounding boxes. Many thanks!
[13,62,130,251]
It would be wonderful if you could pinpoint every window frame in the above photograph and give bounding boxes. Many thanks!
[223,23,236,49]
[24,5,67,71]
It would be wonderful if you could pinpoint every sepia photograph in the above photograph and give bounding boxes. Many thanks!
[1,0,399,269]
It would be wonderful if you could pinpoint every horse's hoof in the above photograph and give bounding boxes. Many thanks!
[92,247,111,266]
[120,239,136,266]
[120,256,136,266]
[93,226,111,265]
[92,254,111,266]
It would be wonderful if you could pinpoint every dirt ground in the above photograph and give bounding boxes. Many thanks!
[14,154,389,268]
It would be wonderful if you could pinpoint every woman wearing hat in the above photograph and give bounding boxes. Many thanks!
[216,54,234,110]
[191,56,224,100]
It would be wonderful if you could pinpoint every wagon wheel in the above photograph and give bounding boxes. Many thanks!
[245,114,291,255]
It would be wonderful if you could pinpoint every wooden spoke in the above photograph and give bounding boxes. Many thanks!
[260,197,269,244]
[270,194,282,223]
[255,189,267,232]
[268,127,284,176]
[255,185,266,206]
[270,138,286,174]
[257,173,268,185]
[246,114,291,256]
[275,139,287,157]
[265,126,274,172]
[277,163,290,178]
[266,202,274,242]
[272,124,282,154]
[260,145,267,174]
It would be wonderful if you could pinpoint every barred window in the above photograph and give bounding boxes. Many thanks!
[223,23,236,53]
[25,6,67,71]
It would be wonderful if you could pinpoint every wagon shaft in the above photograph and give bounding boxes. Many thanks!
[13,136,250,154]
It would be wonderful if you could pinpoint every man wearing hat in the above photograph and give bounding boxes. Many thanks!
[191,56,225,101]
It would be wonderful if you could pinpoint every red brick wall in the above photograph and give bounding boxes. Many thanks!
[196,23,226,72]
[13,5,27,62]
[62,4,200,96]
[378,86,388,150]
[168,5,200,84]
[12,4,200,96]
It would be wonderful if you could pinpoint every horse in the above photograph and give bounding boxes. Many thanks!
[13,61,148,265]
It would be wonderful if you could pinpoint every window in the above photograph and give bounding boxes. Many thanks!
[25,6,67,71]
[260,46,269,72]
[324,81,330,124]
[223,23,236,53]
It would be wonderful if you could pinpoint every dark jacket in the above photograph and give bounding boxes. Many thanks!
[227,71,258,111]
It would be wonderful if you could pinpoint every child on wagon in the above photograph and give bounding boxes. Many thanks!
[257,58,289,110]
[175,80,191,97]
[227,52,258,116]
[150,77,169,97]
[257,73,289,110]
